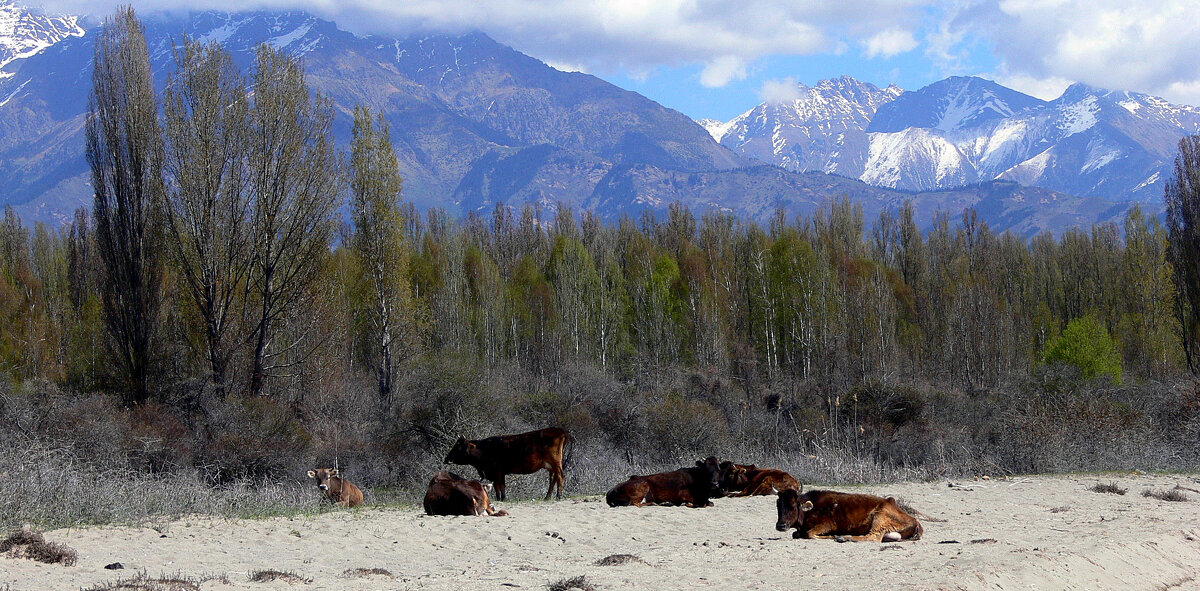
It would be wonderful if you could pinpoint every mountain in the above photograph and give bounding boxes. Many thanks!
[0,4,1144,235]
[706,75,1197,203]
[0,0,83,73]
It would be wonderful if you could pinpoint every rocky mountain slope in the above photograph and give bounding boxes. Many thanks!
[0,4,1143,235]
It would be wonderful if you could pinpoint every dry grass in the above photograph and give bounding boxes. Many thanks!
[248,569,311,584]
[82,573,228,591]
[0,528,77,565]
[342,567,393,578]
[547,575,598,591]
[594,553,646,566]
[1142,488,1190,502]
[1090,482,1127,495]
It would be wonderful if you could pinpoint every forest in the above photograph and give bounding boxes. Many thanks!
[2,8,1200,527]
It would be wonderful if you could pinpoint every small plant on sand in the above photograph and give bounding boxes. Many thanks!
[343,567,393,578]
[1142,488,1190,502]
[594,554,646,566]
[1090,482,1127,495]
[248,569,311,584]
[0,528,77,565]
[82,572,224,591]
[547,575,598,591]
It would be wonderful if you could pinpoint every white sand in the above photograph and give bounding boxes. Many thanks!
[4,474,1200,590]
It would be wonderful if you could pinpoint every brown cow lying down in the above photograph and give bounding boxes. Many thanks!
[444,427,569,501]
[776,489,922,542]
[307,468,364,508]
[719,462,802,497]
[606,457,722,508]
[423,471,509,517]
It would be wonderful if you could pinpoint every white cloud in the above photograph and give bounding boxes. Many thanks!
[42,0,915,82]
[949,0,1200,104]
[994,73,1073,101]
[700,55,747,88]
[759,77,804,104]
[863,28,917,59]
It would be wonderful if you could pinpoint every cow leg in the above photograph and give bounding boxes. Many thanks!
[495,474,507,501]
[545,465,565,500]
[800,522,838,540]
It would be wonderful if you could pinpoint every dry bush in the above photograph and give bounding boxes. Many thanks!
[1142,488,1190,502]
[547,575,597,591]
[342,567,393,578]
[594,554,646,566]
[0,528,77,565]
[248,569,311,584]
[1090,482,1127,495]
[81,572,226,591]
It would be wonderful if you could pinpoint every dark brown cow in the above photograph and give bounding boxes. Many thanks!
[719,461,801,497]
[307,468,364,508]
[605,457,722,508]
[423,471,509,516]
[444,427,569,501]
[776,489,923,542]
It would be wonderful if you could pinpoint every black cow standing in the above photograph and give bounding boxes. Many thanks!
[444,427,569,501]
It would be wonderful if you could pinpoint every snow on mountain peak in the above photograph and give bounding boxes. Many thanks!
[0,1,84,72]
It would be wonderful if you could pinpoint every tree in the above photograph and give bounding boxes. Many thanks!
[245,44,343,396]
[86,6,164,405]
[1045,315,1123,383]
[162,37,251,394]
[349,105,408,402]
[1165,135,1200,374]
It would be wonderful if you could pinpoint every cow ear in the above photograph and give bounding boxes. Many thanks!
[307,470,316,478]
[801,500,814,511]
[695,460,704,467]
[330,468,339,476]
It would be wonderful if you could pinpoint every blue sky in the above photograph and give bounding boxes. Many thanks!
[47,0,1200,122]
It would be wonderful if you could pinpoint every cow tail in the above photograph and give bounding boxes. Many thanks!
[562,431,575,474]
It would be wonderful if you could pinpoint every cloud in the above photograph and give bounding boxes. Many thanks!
[41,0,917,81]
[699,56,747,88]
[759,77,804,104]
[993,73,1073,101]
[946,0,1200,104]
[863,28,917,59]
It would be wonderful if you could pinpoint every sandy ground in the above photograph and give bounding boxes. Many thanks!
[4,474,1200,591]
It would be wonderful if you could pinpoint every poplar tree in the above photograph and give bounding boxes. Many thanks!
[162,38,251,394]
[86,6,164,405]
[349,105,408,402]
[245,44,342,396]
[1166,135,1200,374]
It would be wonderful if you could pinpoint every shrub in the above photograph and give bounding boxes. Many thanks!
[1045,316,1123,383]
[0,528,77,565]
[1090,482,1127,495]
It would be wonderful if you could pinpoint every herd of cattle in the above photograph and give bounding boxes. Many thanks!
[307,427,924,543]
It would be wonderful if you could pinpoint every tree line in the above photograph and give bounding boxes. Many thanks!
[3,7,1199,413]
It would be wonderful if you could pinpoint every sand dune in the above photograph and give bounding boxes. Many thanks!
[4,474,1200,590]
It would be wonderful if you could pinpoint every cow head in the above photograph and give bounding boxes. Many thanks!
[718,462,750,494]
[695,456,722,496]
[308,468,342,493]
[444,437,481,465]
[776,489,814,533]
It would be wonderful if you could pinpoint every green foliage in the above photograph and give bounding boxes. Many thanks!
[1045,316,1124,383]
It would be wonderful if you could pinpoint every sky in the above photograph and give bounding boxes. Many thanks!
[41,0,1200,122]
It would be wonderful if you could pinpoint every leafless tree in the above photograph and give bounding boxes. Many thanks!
[162,38,251,395]
[85,6,164,405]
[245,44,343,396]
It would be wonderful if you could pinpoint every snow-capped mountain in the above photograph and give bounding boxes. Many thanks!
[0,0,82,74]
[706,74,1200,202]
[713,76,902,178]
[0,4,1146,235]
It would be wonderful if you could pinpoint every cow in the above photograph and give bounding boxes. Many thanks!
[444,427,569,501]
[423,471,509,517]
[605,457,722,508]
[775,489,923,542]
[307,468,364,508]
[719,461,801,497]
